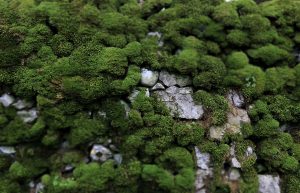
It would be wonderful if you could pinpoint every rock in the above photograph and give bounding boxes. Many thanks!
[195,169,206,190]
[195,146,210,170]
[231,157,241,168]
[0,93,14,107]
[128,88,150,103]
[245,146,253,157]
[209,126,227,141]
[151,83,165,91]
[196,189,206,193]
[29,181,44,193]
[159,70,192,87]
[194,146,213,193]
[17,108,38,123]
[114,154,122,165]
[210,106,250,140]
[140,68,159,87]
[64,164,74,172]
[153,86,204,119]
[98,111,107,118]
[0,146,16,154]
[147,32,164,47]
[90,144,112,162]
[229,168,241,181]
[227,90,245,108]
[12,99,33,110]
[120,100,130,118]
[147,32,162,39]
[258,175,281,193]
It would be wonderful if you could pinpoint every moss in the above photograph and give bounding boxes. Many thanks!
[253,115,279,137]
[194,90,229,125]
[174,49,199,74]
[212,2,240,27]
[226,29,250,47]
[193,55,226,89]
[0,0,300,191]
[247,44,292,66]
[226,51,249,70]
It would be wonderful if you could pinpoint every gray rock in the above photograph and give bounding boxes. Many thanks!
[140,68,159,87]
[12,99,33,110]
[245,146,254,157]
[29,181,44,193]
[90,144,112,162]
[159,71,192,87]
[194,146,213,193]
[210,106,250,140]
[151,83,165,91]
[229,168,240,181]
[195,146,210,170]
[153,86,204,119]
[147,32,162,39]
[128,88,150,103]
[227,90,245,108]
[17,108,38,123]
[64,164,74,172]
[120,100,130,118]
[258,175,281,193]
[114,154,123,165]
[231,157,241,168]
[0,93,14,107]
[0,146,16,154]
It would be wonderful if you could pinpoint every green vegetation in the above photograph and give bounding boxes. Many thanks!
[0,0,299,192]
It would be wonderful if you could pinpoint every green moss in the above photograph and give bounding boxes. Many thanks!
[247,44,292,66]
[226,51,249,69]
[194,90,228,125]
[226,29,249,47]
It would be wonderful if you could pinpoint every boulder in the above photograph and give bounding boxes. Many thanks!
[140,68,159,87]
[195,146,210,170]
[153,86,204,119]
[159,70,192,87]
[210,106,250,140]
[128,88,150,103]
[0,93,14,107]
[151,83,165,91]
[229,168,241,181]
[0,146,16,155]
[258,175,281,193]
[13,99,33,110]
[90,144,112,162]
[227,90,245,108]
[194,146,213,193]
[17,108,38,123]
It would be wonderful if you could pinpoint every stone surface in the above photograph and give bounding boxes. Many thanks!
[258,175,281,193]
[114,154,122,165]
[231,157,241,168]
[128,88,150,103]
[159,70,192,87]
[195,146,210,170]
[0,93,14,107]
[153,86,204,119]
[12,99,33,110]
[0,146,16,154]
[227,90,245,108]
[229,169,240,181]
[151,83,165,91]
[210,105,250,140]
[90,144,112,162]
[140,68,159,87]
[194,146,213,193]
[120,100,130,118]
[17,108,38,123]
